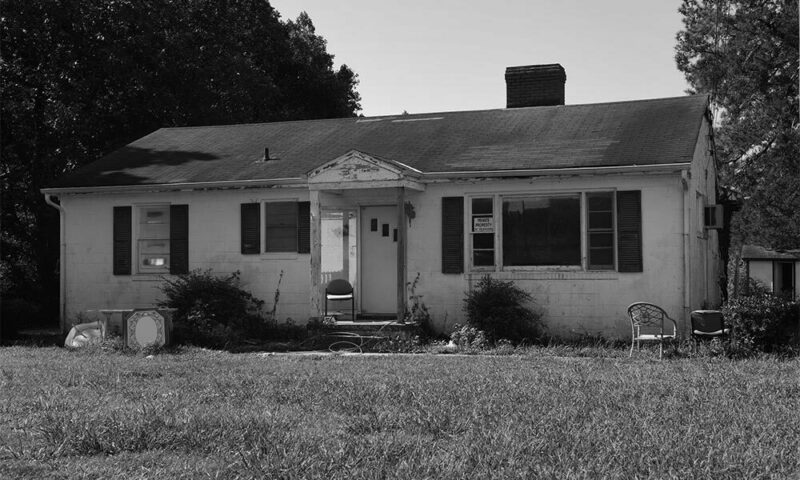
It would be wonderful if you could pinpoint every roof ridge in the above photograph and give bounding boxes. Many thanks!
[154,95,707,132]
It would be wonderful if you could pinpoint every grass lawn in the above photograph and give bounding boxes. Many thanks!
[1,346,799,479]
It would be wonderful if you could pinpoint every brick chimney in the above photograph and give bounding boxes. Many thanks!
[505,64,566,108]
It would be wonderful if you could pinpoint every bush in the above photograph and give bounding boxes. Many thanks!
[449,324,491,350]
[463,275,542,343]
[158,270,266,347]
[723,293,800,352]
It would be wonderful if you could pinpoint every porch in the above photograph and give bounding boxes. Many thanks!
[306,150,425,322]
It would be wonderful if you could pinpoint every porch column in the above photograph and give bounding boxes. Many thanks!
[310,189,322,318]
[397,187,408,322]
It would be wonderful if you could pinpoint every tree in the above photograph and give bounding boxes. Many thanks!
[0,0,360,329]
[676,0,799,252]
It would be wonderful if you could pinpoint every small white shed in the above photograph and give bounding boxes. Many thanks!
[742,245,799,299]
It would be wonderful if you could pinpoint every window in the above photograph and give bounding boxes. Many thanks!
[587,193,615,270]
[265,202,298,252]
[138,205,170,273]
[113,204,188,276]
[502,195,581,266]
[458,191,641,272]
[470,198,494,267]
[241,201,310,254]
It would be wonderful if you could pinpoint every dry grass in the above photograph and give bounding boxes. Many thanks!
[1,346,799,479]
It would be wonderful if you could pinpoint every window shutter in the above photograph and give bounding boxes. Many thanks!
[170,204,189,274]
[241,203,260,254]
[113,206,132,275]
[442,197,464,274]
[616,190,642,272]
[297,201,310,254]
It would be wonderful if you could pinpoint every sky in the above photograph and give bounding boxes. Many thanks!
[269,0,691,117]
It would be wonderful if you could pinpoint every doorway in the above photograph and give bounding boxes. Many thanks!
[360,205,398,315]
[774,261,796,299]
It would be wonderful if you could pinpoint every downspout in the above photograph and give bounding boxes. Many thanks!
[681,171,691,336]
[43,194,66,333]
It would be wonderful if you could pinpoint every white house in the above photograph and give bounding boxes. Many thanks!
[42,64,722,339]
[742,245,799,299]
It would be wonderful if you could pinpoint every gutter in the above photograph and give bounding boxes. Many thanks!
[423,162,692,179]
[43,194,66,332]
[41,163,692,195]
[40,177,306,195]
[681,170,692,336]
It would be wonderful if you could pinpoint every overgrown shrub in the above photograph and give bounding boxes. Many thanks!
[463,275,542,343]
[723,293,800,353]
[158,270,266,347]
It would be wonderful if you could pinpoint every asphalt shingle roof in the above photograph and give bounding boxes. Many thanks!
[742,245,800,261]
[50,95,709,188]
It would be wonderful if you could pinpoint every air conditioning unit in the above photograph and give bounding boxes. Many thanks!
[704,205,723,230]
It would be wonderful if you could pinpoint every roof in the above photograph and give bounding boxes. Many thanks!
[742,245,800,261]
[49,94,709,189]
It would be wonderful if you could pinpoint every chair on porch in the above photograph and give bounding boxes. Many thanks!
[627,302,678,359]
[325,279,356,320]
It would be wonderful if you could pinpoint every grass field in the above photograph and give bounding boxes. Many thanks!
[1,346,799,479]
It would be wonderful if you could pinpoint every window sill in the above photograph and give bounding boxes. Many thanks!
[468,270,619,281]
[260,252,304,261]
[132,274,168,282]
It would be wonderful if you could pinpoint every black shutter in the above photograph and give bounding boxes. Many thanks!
[616,190,642,272]
[113,206,132,275]
[170,204,189,274]
[442,197,464,274]
[241,203,260,254]
[297,201,310,254]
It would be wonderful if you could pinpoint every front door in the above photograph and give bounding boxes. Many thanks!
[360,205,397,315]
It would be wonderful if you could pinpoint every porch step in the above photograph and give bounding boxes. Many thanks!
[308,319,418,350]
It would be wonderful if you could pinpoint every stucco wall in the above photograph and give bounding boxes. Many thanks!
[687,117,722,324]
[60,187,313,325]
[407,175,687,339]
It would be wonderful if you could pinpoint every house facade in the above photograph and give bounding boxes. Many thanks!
[43,64,722,339]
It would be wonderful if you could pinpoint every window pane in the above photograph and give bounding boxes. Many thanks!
[473,250,494,266]
[265,202,298,252]
[265,226,297,252]
[473,233,494,249]
[588,193,613,210]
[472,198,493,215]
[589,232,614,248]
[589,248,614,269]
[502,196,581,266]
[589,211,613,230]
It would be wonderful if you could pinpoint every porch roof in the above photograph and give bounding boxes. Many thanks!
[49,95,709,189]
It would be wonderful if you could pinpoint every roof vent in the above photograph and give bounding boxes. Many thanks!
[505,64,566,108]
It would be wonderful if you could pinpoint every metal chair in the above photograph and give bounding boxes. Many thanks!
[627,302,678,359]
[325,279,355,320]
[691,310,729,351]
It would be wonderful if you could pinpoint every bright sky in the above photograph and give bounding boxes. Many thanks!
[269,0,691,117]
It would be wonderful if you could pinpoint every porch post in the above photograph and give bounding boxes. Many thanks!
[310,189,322,319]
[397,187,407,322]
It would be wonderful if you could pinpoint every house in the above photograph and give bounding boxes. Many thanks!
[42,64,722,339]
[742,245,799,299]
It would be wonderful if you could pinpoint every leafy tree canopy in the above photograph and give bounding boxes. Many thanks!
[0,0,360,322]
[676,0,799,249]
